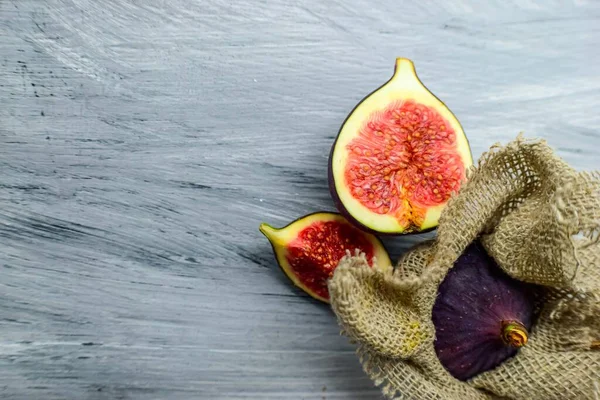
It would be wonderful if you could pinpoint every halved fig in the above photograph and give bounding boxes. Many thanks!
[328,58,473,234]
[259,212,392,303]
[432,241,539,381]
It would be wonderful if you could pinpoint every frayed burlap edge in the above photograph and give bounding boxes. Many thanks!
[328,134,600,400]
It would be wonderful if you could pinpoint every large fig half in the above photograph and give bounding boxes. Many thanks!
[259,212,391,303]
[328,58,473,234]
[432,241,538,381]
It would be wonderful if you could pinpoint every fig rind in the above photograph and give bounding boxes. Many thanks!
[259,211,392,303]
[432,241,538,381]
[328,58,473,235]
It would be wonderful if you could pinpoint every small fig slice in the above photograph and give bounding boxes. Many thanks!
[328,57,473,234]
[432,241,538,381]
[259,212,392,303]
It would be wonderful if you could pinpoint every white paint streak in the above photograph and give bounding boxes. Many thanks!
[0,0,599,399]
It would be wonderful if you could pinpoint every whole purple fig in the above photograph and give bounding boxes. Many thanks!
[432,241,538,381]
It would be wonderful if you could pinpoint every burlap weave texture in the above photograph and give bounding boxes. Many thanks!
[328,135,600,400]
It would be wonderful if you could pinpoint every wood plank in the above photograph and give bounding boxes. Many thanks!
[1,0,599,398]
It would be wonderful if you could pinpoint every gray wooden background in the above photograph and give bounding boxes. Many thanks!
[1,1,599,399]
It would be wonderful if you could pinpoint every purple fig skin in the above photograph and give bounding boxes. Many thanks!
[432,241,538,381]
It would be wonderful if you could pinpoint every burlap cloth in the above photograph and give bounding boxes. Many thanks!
[328,135,600,400]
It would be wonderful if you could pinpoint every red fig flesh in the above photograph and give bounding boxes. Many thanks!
[259,212,392,303]
[432,241,538,381]
[328,58,473,234]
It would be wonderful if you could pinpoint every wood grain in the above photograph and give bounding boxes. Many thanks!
[1,0,599,399]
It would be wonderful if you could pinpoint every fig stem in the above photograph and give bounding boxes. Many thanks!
[501,320,528,348]
[392,57,417,82]
[259,223,286,247]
